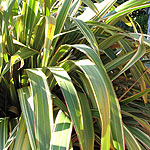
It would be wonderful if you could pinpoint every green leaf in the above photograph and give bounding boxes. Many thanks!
[127,126,150,149]
[50,110,73,150]
[13,115,27,150]
[71,18,99,53]
[99,34,125,50]
[52,94,68,114]
[15,47,40,60]
[112,36,146,81]
[40,0,56,16]
[63,59,110,150]
[46,67,84,149]
[86,21,124,32]
[26,69,53,150]
[124,125,142,150]
[48,45,70,66]
[78,92,94,150]
[105,1,150,23]
[96,0,117,19]
[31,17,46,51]
[3,123,18,150]
[67,44,125,150]
[18,87,36,150]
[0,36,3,74]
[0,46,39,79]
[69,0,81,17]
[0,117,8,150]
[22,132,31,150]
[2,0,15,55]
[52,0,72,49]
[122,111,150,134]
[105,50,136,72]
[42,16,56,67]
[120,88,150,104]
[10,54,24,73]
[125,33,150,47]
[22,0,40,45]
[82,0,99,14]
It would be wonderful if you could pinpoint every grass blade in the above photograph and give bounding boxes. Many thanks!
[3,123,19,150]
[22,0,40,45]
[22,132,32,150]
[99,34,125,50]
[122,111,150,134]
[31,17,46,51]
[78,92,94,150]
[0,46,39,80]
[86,21,124,32]
[96,0,117,19]
[105,1,150,23]
[82,0,98,13]
[52,94,68,114]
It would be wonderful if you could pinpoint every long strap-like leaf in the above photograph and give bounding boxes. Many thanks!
[52,0,73,49]
[63,59,110,150]
[18,87,36,150]
[13,115,31,150]
[46,67,85,149]
[42,16,56,67]
[50,110,73,150]
[124,125,142,150]
[0,118,8,150]
[26,69,53,150]
[68,44,125,150]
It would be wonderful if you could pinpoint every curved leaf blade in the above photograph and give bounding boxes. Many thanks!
[78,92,95,150]
[46,67,85,149]
[63,59,110,150]
[13,118,25,149]
[67,44,125,150]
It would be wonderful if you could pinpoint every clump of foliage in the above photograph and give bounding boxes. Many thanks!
[0,0,150,150]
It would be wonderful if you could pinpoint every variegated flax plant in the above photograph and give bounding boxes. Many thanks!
[0,0,150,149]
